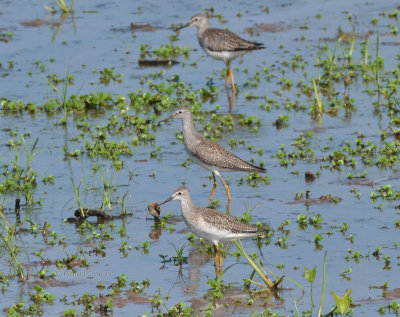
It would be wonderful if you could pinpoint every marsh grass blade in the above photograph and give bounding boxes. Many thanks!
[234,239,283,290]
[312,78,324,118]
[0,212,24,280]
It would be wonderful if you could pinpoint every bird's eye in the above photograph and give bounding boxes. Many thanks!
[178,192,182,195]
[178,110,183,114]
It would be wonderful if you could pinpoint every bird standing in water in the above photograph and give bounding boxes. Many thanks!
[159,186,268,272]
[162,107,266,209]
[176,13,265,91]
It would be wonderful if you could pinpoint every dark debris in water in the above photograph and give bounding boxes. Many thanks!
[304,171,316,182]
[138,59,179,67]
[147,201,161,220]
[67,209,132,223]
[381,41,400,46]
[288,194,342,205]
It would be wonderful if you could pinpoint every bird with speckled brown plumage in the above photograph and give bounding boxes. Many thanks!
[161,107,266,209]
[176,13,265,91]
[159,186,268,272]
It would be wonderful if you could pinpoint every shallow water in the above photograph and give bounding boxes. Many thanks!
[1,0,400,315]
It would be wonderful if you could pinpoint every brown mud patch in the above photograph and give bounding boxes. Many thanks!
[322,28,373,42]
[25,257,88,270]
[99,290,151,307]
[246,23,288,36]
[356,288,400,304]
[111,23,160,32]
[189,287,284,315]
[287,194,342,205]
[345,178,374,186]
[20,19,62,27]
[27,279,79,288]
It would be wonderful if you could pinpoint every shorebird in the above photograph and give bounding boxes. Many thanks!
[159,186,267,269]
[162,107,266,206]
[176,13,265,91]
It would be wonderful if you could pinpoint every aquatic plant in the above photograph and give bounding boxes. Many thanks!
[44,0,74,15]
[70,174,85,218]
[98,164,117,212]
[0,135,40,206]
[0,212,24,280]
[311,78,324,118]
[234,239,283,291]
[292,253,352,316]
[42,70,72,125]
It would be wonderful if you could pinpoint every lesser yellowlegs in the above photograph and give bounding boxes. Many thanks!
[176,13,265,91]
[162,107,266,206]
[159,186,267,269]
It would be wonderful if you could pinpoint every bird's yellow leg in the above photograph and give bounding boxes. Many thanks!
[210,173,218,203]
[225,200,231,215]
[225,71,230,88]
[229,68,235,92]
[214,244,223,269]
[215,171,231,202]
[214,265,220,277]
[224,60,234,90]
[213,244,219,267]
[219,246,223,268]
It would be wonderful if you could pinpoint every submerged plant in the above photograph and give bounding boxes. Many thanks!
[0,212,24,280]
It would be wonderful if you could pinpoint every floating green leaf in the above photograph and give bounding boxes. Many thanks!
[330,288,352,314]
[304,266,316,284]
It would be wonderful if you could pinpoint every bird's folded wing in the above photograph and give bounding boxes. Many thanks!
[204,28,256,52]
[194,138,247,169]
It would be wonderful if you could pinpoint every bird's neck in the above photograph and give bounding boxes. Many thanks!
[197,23,209,39]
[181,115,197,141]
[179,198,195,217]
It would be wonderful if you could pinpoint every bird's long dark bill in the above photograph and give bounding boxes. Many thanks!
[175,23,190,31]
[159,196,173,205]
[156,115,173,125]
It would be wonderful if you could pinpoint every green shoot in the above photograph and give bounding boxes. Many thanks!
[41,70,71,125]
[0,212,24,280]
[44,0,74,15]
[317,251,327,317]
[304,266,316,315]
[330,288,352,314]
[70,176,85,218]
[312,78,324,118]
